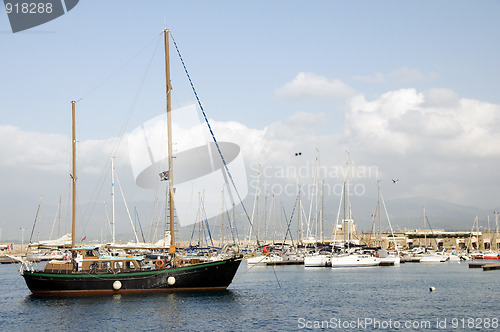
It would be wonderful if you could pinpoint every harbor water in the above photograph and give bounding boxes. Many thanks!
[0,261,499,331]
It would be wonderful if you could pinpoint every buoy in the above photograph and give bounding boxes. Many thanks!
[429,287,436,292]
[113,280,122,290]
[167,276,176,285]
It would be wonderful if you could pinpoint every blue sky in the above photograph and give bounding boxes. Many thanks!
[1,1,500,242]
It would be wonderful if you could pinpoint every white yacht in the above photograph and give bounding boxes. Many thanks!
[330,253,380,267]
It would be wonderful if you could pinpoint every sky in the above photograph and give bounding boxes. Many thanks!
[1,1,500,242]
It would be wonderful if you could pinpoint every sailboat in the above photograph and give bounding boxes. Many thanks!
[417,207,447,263]
[330,153,380,268]
[374,180,400,266]
[16,29,243,295]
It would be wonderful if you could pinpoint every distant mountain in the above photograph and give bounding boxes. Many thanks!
[363,196,495,232]
[239,194,497,237]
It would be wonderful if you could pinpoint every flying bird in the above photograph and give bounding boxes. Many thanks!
[392,179,399,183]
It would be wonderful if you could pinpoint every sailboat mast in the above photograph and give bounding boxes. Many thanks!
[378,179,381,248]
[423,206,426,250]
[164,29,175,256]
[71,100,76,250]
[111,157,116,244]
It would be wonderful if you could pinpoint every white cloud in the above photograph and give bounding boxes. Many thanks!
[342,87,500,208]
[0,125,69,172]
[275,72,356,99]
[344,88,500,158]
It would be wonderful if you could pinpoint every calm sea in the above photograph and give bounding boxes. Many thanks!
[0,261,499,331]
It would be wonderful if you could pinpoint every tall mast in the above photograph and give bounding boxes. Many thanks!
[71,100,76,249]
[378,179,381,248]
[423,206,426,250]
[111,157,116,244]
[164,29,176,257]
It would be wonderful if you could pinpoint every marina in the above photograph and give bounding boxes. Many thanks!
[1,2,500,331]
[1,259,500,331]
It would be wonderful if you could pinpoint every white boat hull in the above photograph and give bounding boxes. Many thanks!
[419,254,447,263]
[330,254,380,267]
[304,254,330,267]
[379,256,401,265]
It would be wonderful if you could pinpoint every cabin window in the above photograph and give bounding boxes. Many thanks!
[114,261,123,269]
[128,261,136,269]
[85,250,96,257]
[101,261,111,269]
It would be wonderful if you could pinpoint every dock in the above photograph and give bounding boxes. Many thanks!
[468,261,488,268]
[468,260,500,270]
[482,263,500,271]
[0,257,17,264]
[266,260,304,266]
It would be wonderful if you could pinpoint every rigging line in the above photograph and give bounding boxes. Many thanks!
[380,191,399,253]
[135,209,146,243]
[282,188,300,246]
[223,197,240,245]
[81,37,162,233]
[200,195,215,247]
[28,199,42,248]
[170,32,259,246]
[115,171,139,243]
[49,197,61,240]
[231,256,265,283]
[111,35,163,159]
[189,204,200,246]
[76,33,163,103]
[271,262,282,288]
[224,202,238,244]
[425,215,440,251]
[231,253,281,288]
[368,206,378,247]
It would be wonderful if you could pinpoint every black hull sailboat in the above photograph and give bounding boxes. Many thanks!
[16,29,243,296]
[22,256,242,296]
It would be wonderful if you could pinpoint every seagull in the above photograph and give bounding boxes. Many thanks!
[392,179,399,183]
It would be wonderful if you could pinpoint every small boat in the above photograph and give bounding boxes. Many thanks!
[330,253,380,267]
[483,253,500,259]
[304,253,331,267]
[15,30,243,295]
[446,252,462,262]
[418,252,448,263]
[378,250,401,266]
[329,154,380,268]
[246,254,281,265]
